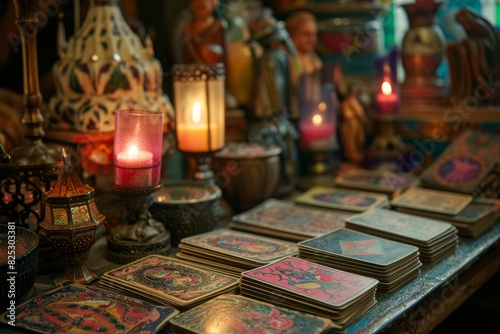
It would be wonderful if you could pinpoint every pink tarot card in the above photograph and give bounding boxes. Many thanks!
[242,257,378,307]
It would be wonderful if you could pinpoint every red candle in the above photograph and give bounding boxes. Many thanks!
[300,113,335,150]
[115,144,153,187]
[376,81,399,115]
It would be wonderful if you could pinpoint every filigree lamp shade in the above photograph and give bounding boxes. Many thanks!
[40,152,105,285]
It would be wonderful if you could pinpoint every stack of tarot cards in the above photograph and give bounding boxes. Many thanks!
[99,255,239,310]
[294,187,388,213]
[230,198,351,241]
[0,284,179,334]
[391,188,499,237]
[334,169,419,197]
[240,257,378,328]
[346,208,458,264]
[177,229,298,276]
[298,228,421,293]
[169,294,335,334]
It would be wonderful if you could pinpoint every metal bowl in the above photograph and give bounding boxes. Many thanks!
[0,224,39,312]
[212,142,282,212]
[150,180,222,246]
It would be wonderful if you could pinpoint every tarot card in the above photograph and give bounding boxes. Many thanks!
[334,169,419,194]
[346,208,454,243]
[0,284,178,334]
[420,130,500,194]
[295,187,388,212]
[101,255,238,306]
[242,257,378,307]
[232,199,350,238]
[169,294,336,333]
[299,228,418,267]
[179,229,298,263]
[391,187,472,215]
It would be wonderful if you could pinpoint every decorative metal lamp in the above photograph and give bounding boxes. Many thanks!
[0,0,62,274]
[107,110,170,264]
[40,150,105,286]
[172,63,226,183]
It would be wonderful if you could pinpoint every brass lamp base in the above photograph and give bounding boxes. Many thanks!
[107,229,171,265]
[107,184,171,264]
[55,264,98,286]
[296,150,338,191]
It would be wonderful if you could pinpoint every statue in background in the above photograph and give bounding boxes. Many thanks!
[340,83,368,165]
[447,8,500,105]
[183,0,237,108]
[250,16,299,120]
[286,11,322,97]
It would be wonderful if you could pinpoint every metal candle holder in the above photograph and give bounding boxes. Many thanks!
[107,110,170,264]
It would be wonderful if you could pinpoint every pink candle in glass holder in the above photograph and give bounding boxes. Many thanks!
[300,114,335,150]
[113,110,163,189]
[115,144,153,188]
[376,81,399,115]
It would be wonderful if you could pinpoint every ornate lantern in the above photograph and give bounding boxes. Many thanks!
[40,151,105,285]
[172,63,226,182]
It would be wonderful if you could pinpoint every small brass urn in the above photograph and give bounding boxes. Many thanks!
[40,150,105,285]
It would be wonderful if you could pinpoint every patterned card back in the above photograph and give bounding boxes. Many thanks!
[0,284,178,334]
[103,255,238,302]
[295,187,387,212]
[299,228,418,266]
[420,130,500,194]
[335,169,418,192]
[169,294,333,334]
[242,257,377,306]
[347,209,454,242]
[390,187,472,215]
[180,229,298,262]
[233,199,350,237]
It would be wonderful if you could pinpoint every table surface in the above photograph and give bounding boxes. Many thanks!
[3,219,500,334]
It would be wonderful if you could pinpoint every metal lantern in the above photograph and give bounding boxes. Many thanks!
[172,63,225,182]
[40,151,105,285]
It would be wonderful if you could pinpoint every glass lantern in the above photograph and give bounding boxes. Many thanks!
[113,110,163,190]
[172,63,226,182]
[172,63,225,153]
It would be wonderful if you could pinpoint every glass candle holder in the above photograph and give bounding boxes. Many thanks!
[299,79,337,152]
[374,47,400,116]
[113,110,163,189]
[172,63,225,154]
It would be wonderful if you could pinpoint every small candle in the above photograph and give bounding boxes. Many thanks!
[177,102,222,152]
[376,81,399,115]
[115,144,153,187]
[300,112,335,150]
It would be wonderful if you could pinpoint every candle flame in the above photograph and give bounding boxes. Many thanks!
[312,114,322,125]
[381,81,392,96]
[192,102,201,124]
[128,145,139,155]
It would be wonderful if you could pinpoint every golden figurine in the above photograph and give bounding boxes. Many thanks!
[340,83,369,165]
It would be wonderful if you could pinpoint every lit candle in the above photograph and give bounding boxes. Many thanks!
[300,103,335,150]
[177,102,222,152]
[115,144,153,187]
[376,81,399,115]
